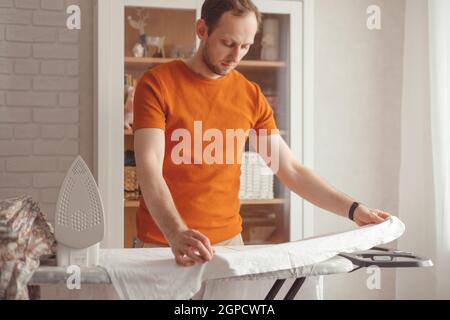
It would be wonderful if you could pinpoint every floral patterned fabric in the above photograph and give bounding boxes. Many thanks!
[0,196,56,300]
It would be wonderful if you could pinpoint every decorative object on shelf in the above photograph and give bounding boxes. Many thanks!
[124,150,136,166]
[147,36,166,58]
[132,42,145,58]
[124,166,140,200]
[239,152,274,200]
[127,8,166,58]
[242,210,277,244]
[261,18,280,61]
[124,85,135,130]
[170,45,196,59]
[248,225,277,244]
[170,45,184,58]
[127,9,150,56]
[124,73,133,88]
[124,151,139,200]
[124,73,134,104]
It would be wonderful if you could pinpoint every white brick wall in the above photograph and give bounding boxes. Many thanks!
[6,25,56,42]
[15,0,40,10]
[41,60,64,74]
[0,74,32,89]
[0,0,81,222]
[41,0,63,11]
[14,123,39,138]
[33,43,78,59]
[0,125,13,139]
[0,9,32,25]
[0,1,14,8]
[0,59,14,73]
[0,107,31,122]
[7,91,57,106]
[15,59,40,74]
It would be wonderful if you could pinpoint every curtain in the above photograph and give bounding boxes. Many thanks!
[396,0,450,299]
[428,0,450,299]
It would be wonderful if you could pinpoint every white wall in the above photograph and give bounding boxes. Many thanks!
[0,0,93,225]
[313,0,405,299]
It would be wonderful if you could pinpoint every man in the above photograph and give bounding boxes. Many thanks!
[133,0,390,267]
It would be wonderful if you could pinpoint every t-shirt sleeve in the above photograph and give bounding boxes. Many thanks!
[133,70,166,133]
[252,82,279,136]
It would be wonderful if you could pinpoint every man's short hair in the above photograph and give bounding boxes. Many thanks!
[201,0,262,35]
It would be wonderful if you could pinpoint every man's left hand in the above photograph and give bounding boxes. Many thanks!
[353,204,391,226]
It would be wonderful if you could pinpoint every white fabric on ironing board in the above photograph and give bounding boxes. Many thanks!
[196,255,353,300]
[100,216,405,300]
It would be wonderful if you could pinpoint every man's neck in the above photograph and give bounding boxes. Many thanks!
[184,53,223,80]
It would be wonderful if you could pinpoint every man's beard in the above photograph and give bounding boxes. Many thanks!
[202,41,229,76]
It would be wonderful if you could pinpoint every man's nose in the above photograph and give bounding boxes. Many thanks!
[228,47,240,62]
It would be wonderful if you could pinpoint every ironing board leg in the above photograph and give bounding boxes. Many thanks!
[284,277,306,300]
[264,279,286,300]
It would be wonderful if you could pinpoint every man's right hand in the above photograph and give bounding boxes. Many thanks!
[167,229,215,267]
[134,129,215,267]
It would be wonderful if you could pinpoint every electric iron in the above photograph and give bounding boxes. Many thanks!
[54,156,105,266]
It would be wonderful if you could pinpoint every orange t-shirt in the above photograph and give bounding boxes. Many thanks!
[133,60,278,244]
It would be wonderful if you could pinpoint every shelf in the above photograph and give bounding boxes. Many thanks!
[125,198,285,208]
[125,128,287,136]
[240,199,285,205]
[125,199,139,208]
[125,57,286,69]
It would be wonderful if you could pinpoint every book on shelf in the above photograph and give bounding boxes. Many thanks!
[124,73,133,88]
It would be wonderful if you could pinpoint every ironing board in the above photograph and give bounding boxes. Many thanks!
[29,216,434,300]
[29,246,432,300]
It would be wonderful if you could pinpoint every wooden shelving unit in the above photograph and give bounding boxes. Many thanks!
[119,4,301,248]
[125,198,286,208]
[125,57,287,69]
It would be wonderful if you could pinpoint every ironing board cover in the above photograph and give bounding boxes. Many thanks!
[100,216,404,299]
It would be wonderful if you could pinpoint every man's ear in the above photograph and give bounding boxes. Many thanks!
[196,19,209,39]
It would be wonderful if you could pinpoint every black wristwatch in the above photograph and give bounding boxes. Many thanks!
[348,202,360,221]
